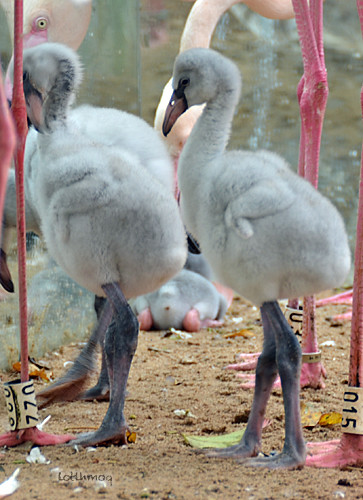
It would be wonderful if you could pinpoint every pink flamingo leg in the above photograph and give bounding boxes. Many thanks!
[305,0,363,467]
[11,0,29,386]
[291,0,328,388]
[228,1,328,388]
[0,0,74,447]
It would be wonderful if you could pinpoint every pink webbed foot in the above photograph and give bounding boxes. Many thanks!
[226,353,278,390]
[0,427,75,447]
[235,372,281,390]
[299,360,327,389]
[137,307,154,331]
[231,361,325,390]
[316,290,353,322]
[316,290,353,307]
[330,310,352,322]
[182,308,224,332]
[306,435,363,468]
[226,352,260,371]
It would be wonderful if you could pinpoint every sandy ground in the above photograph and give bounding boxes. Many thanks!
[0,294,362,500]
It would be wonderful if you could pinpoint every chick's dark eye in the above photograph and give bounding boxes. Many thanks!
[23,72,28,82]
[180,77,190,88]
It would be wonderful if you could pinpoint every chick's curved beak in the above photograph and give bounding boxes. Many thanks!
[162,89,188,137]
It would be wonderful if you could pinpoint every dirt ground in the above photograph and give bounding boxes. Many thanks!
[0,293,362,500]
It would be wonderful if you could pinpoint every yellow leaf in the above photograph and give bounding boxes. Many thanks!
[12,362,52,381]
[223,329,254,339]
[126,430,137,444]
[12,362,21,372]
[182,429,245,449]
[29,368,52,382]
[300,402,322,428]
[318,412,342,426]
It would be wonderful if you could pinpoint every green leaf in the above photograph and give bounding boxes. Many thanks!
[182,428,245,449]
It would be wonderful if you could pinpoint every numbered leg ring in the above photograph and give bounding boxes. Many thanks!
[3,379,39,431]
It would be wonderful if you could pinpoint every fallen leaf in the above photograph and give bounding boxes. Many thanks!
[29,368,52,382]
[12,361,21,372]
[300,402,322,428]
[12,362,53,381]
[182,429,245,449]
[318,412,342,426]
[126,430,137,444]
[301,402,343,428]
[223,329,254,339]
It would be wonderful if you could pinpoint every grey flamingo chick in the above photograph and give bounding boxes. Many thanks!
[18,42,187,446]
[1,52,176,404]
[0,105,174,295]
[162,48,350,468]
[132,267,228,332]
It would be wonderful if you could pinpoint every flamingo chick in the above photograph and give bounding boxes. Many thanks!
[162,48,350,469]
[18,42,187,446]
[132,267,228,331]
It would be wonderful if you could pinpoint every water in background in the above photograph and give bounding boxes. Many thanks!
[0,0,361,367]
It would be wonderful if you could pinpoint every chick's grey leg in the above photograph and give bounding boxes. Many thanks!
[70,282,139,446]
[207,303,278,459]
[80,296,110,401]
[37,298,112,408]
[246,301,306,469]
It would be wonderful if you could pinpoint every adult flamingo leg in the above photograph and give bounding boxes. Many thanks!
[305,0,363,467]
[0,0,74,447]
[227,1,328,389]
[291,0,328,389]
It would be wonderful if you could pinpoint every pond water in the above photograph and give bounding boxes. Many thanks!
[0,0,361,366]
